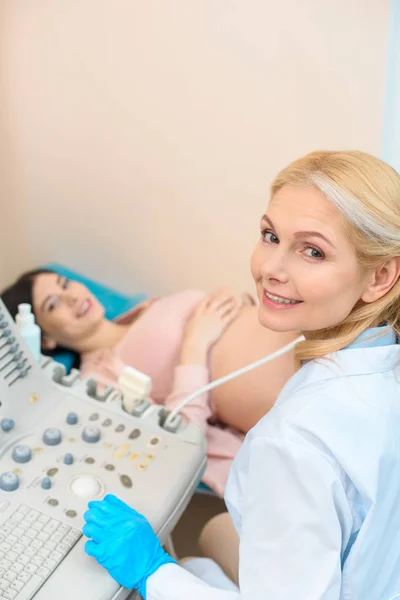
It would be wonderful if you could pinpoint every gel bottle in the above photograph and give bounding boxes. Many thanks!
[16,303,41,362]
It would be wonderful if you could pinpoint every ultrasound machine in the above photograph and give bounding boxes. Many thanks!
[0,299,207,600]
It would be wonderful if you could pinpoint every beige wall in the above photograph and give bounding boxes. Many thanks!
[0,0,390,296]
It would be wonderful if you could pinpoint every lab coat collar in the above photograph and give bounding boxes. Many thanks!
[276,343,400,407]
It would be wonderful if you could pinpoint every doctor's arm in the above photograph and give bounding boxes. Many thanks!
[149,434,350,600]
[237,435,350,599]
[83,433,350,600]
[83,494,240,600]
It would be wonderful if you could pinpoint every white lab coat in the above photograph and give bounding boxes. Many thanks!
[147,333,400,600]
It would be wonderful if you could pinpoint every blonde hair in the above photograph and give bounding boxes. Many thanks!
[271,150,400,363]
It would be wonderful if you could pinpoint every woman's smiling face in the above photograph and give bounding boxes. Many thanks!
[250,184,372,333]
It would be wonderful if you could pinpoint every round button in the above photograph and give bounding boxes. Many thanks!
[47,468,59,477]
[66,412,78,425]
[48,498,59,507]
[70,475,102,498]
[82,427,101,444]
[120,475,132,488]
[0,472,19,492]
[1,419,15,432]
[63,453,74,465]
[105,464,115,471]
[85,457,95,464]
[115,424,125,433]
[12,445,32,464]
[89,413,99,421]
[43,428,62,446]
[129,428,141,440]
[66,510,77,518]
[41,477,52,490]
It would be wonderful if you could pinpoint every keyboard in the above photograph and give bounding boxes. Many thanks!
[0,505,81,599]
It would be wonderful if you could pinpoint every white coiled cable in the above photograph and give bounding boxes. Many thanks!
[164,334,305,428]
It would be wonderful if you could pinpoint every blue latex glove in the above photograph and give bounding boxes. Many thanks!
[83,494,176,598]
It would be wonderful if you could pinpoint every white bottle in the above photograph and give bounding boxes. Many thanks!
[16,303,41,362]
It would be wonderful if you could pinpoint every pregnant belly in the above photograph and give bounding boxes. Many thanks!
[209,306,297,432]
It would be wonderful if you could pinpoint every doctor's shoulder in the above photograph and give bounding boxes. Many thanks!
[246,354,400,465]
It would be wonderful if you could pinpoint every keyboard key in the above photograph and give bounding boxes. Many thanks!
[50,532,63,543]
[44,540,56,551]
[11,513,24,523]
[64,532,80,545]
[0,504,82,600]
[11,575,44,599]
[43,521,59,535]
[17,505,30,515]
[9,564,23,575]
[10,580,24,592]
[27,511,39,522]
[30,540,43,550]
[38,515,49,525]
[30,557,44,568]
[7,519,22,528]
[42,559,56,571]
[0,528,12,537]
[51,551,62,562]
[58,524,70,535]
[36,567,50,579]
[68,529,81,540]
[38,548,50,559]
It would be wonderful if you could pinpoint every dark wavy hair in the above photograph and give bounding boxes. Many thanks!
[1,269,53,321]
[0,268,76,361]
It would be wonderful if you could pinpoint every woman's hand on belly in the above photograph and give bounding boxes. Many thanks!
[180,290,242,366]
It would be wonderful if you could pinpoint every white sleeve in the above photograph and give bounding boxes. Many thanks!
[147,563,240,600]
[238,436,351,599]
[147,435,351,600]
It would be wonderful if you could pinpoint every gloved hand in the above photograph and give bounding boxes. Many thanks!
[83,494,176,598]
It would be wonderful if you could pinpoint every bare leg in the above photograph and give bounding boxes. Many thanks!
[199,513,239,586]
[179,556,198,565]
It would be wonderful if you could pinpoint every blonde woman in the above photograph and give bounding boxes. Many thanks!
[83,150,400,599]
